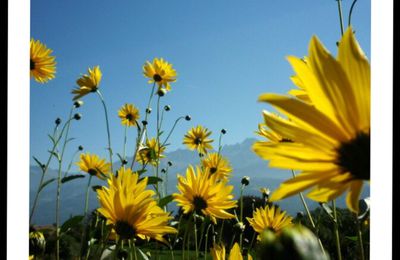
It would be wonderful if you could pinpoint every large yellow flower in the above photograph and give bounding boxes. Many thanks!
[247,205,293,239]
[201,153,232,181]
[97,167,177,242]
[173,165,237,224]
[183,125,214,155]
[76,153,111,179]
[210,243,252,260]
[71,66,102,100]
[253,27,370,213]
[136,138,166,166]
[30,39,56,83]
[143,58,177,91]
[118,103,140,127]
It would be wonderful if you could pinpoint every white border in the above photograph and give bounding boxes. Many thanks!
[8,0,30,259]
[371,0,393,259]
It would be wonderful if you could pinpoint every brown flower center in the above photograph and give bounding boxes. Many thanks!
[336,132,370,180]
[153,74,162,82]
[210,167,217,174]
[115,221,136,240]
[193,196,208,214]
[88,168,98,176]
[125,113,133,121]
[194,137,202,145]
[30,59,35,70]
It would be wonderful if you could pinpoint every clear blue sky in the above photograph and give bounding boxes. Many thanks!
[30,0,371,170]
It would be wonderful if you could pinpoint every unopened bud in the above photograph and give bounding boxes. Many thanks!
[185,115,191,121]
[78,145,84,151]
[73,113,82,120]
[164,105,171,111]
[142,120,148,126]
[74,100,84,108]
[157,88,167,97]
[168,161,173,167]
[234,222,246,233]
[55,118,62,125]
[241,176,250,186]
[29,231,46,256]
[221,129,227,134]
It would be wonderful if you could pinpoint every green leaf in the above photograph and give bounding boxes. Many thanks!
[158,131,164,137]
[48,134,56,145]
[38,178,56,193]
[92,185,103,192]
[32,156,44,169]
[345,236,358,242]
[66,137,76,144]
[158,195,173,208]
[142,176,163,185]
[136,247,150,260]
[116,153,124,164]
[60,215,84,233]
[48,150,61,161]
[137,169,147,176]
[61,174,85,184]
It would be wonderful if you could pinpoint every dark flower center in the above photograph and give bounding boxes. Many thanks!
[88,168,98,176]
[194,137,202,145]
[210,167,217,174]
[90,87,98,92]
[30,59,35,70]
[125,113,133,121]
[336,132,370,180]
[193,196,208,214]
[153,74,162,82]
[280,138,293,143]
[115,221,136,240]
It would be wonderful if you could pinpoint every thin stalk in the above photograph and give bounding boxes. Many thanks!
[63,149,80,179]
[198,221,206,252]
[348,0,358,26]
[123,125,128,162]
[239,184,245,249]
[229,234,236,252]
[161,116,185,147]
[248,232,256,251]
[156,95,161,200]
[80,175,93,257]
[291,170,326,256]
[96,90,113,172]
[30,118,73,223]
[332,200,342,260]
[218,220,224,243]
[55,107,75,260]
[204,224,212,260]
[355,214,365,260]
[193,214,199,259]
[182,220,189,260]
[337,0,345,36]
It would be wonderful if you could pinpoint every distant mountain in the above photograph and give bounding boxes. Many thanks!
[30,138,370,225]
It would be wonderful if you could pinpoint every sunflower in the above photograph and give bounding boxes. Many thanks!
[247,205,293,240]
[183,125,214,155]
[76,153,111,179]
[143,58,177,91]
[201,153,232,180]
[173,165,237,224]
[71,66,102,100]
[118,103,140,127]
[287,58,311,103]
[210,242,252,260]
[30,38,56,83]
[253,27,370,213]
[97,167,177,242]
[136,138,166,166]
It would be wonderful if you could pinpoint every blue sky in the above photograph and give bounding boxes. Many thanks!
[30,0,371,170]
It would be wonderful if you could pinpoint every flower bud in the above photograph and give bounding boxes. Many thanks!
[221,129,227,134]
[146,108,152,114]
[55,118,62,125]
[185,115,191,121]
[157,88,167,97]
[122,159,128,165]
[234,222,246,233]
[161,168,167,173]
[73,113,82,120]
[164,105,171,111]
[167,161,173,167]
[78,145,84,151]
[142,120,148,126]
[74,100,84,108]
[241,176,250,186]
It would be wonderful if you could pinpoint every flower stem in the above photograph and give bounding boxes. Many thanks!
[291,170,326,256]
[355,214,365,260]
[348,0,358,26]
[156,95,161,200]
[336,0,345,36]
[162,116,185,147]
[193,213,199,259]
[239,184,245,249]
[55,107,75,260]
[80,175,93,256]
[123,125,128,163]
[96,90,113,173]
[204,224,212,260]
[332,200,342,260]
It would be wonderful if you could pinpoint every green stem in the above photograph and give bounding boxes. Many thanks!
[348,0,358,26]
[204,224,212,260]
[332,200,342,260]
[161,116,185,147]
[96,90,113,173]
[355,214,365,260]
[291,170,326,256]
[30,119,73,224]
[193,214,199,259]
[81,175,93,256]
[336,0,345,36]
[123,125,128,162]
[63,149,80,179]
[182,220,189,260]
[218,220,224,243]
[239,184,245,249]
[156,95,161,200]
[55,107,75,260]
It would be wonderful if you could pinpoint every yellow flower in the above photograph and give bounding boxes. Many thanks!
[253,27,370,213]
[72,66,102,100]
[30,38,56,83]
[247,205,293,239]
[76,153,111,179]
[210,243,252,260]
[136,138,166,166]
[97,167,177,242]
[287,58,311,103]
[143,58,177,91]
[201,153,232,181]
[183,125,213,154]
[173,165,237,224]
[118,103,140,127]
